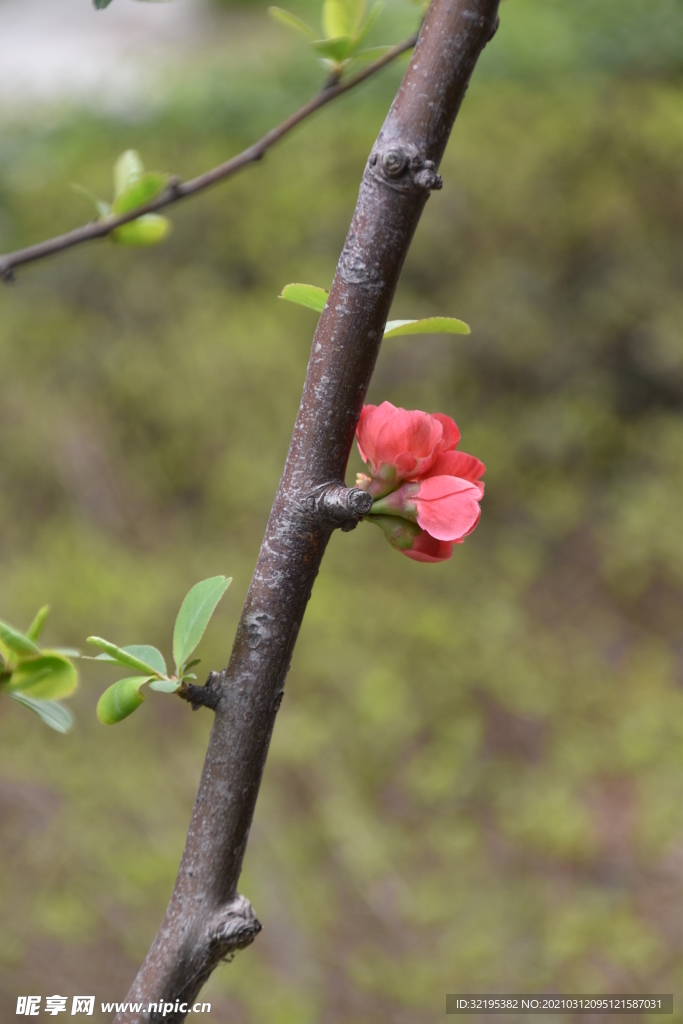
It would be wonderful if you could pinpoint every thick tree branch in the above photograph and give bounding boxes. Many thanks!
[0,36,417,282]
[113,2,499,1020]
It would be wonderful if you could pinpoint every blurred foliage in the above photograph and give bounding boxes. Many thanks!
[0,0,681,1019]
[268,0,389,80]
[0,605,78,733]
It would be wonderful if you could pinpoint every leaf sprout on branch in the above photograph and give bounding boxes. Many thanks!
[87,576,231,724]
[0,27,417,281]
[73,150,172,248]
[270,0,389,81]
[279,282,471,338]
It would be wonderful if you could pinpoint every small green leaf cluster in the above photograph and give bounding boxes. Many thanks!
[72,150,171,247]
[89,576,231,725]
[279,282,470,338]
[269,0,389,79]
[0,608,78,733]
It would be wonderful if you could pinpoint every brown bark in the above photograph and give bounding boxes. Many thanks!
[114,1,500,1020]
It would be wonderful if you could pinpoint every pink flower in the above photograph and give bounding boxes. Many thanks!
[356,402,485,561]
[356,401,461,497]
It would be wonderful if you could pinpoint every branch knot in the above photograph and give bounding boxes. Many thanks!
[302,484,373,531]
[368,144,443,193]
[208,895,262,962]
[178,671,222,711]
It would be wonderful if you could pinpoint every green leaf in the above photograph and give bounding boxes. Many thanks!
[113,150,145,197]
[112,172,168,215]
[8,654,78,701]
[111,214,171,247]
[354,0,383,46]
[93,0,114,7]
[383,316,470,338]
[352,45,392,62]
[50,647,81,658]
[173,576,232,673]
[268,7,318,39]
[148,679,180,693]
[124,645,167,676]
[322,0,364,40]
[96,644,167,676]
[279,283,329,313]
[0,620,41,659]
[26,606,49,643]
[182,657,202,673]
[311,36,356,62]
[9,693,74,733]
[97,677,149,725]
[87,638,166,677]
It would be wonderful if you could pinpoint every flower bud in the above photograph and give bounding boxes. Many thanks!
[365,515,453,563]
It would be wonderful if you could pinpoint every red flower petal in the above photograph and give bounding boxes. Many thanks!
[394,450,419,477]
[432,413,461,452]
[374,407,443,468]
[423,450,486,491]
[356,403,382,467]
[414,475,482,542]
[357,401,445,476]
[403,531,453,562]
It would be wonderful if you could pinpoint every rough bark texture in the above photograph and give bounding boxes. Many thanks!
[114,1,500,1020]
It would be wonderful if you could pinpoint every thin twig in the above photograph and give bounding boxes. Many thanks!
[0,35,417,282]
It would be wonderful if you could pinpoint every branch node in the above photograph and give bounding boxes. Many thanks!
[309,484,373,526]
[486,14,500,43]
[178,671,222,712]
[271,690,284,712]
[166,175,182,197]
[208,895,262,963]
[368,144,443,193]
[0,265,15,284]
[382,149,409,177]
[322,71,343,91]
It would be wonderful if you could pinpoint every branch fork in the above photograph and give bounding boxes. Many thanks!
[0,35,418,281]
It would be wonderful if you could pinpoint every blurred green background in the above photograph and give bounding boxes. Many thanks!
[1,0,682,1020]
